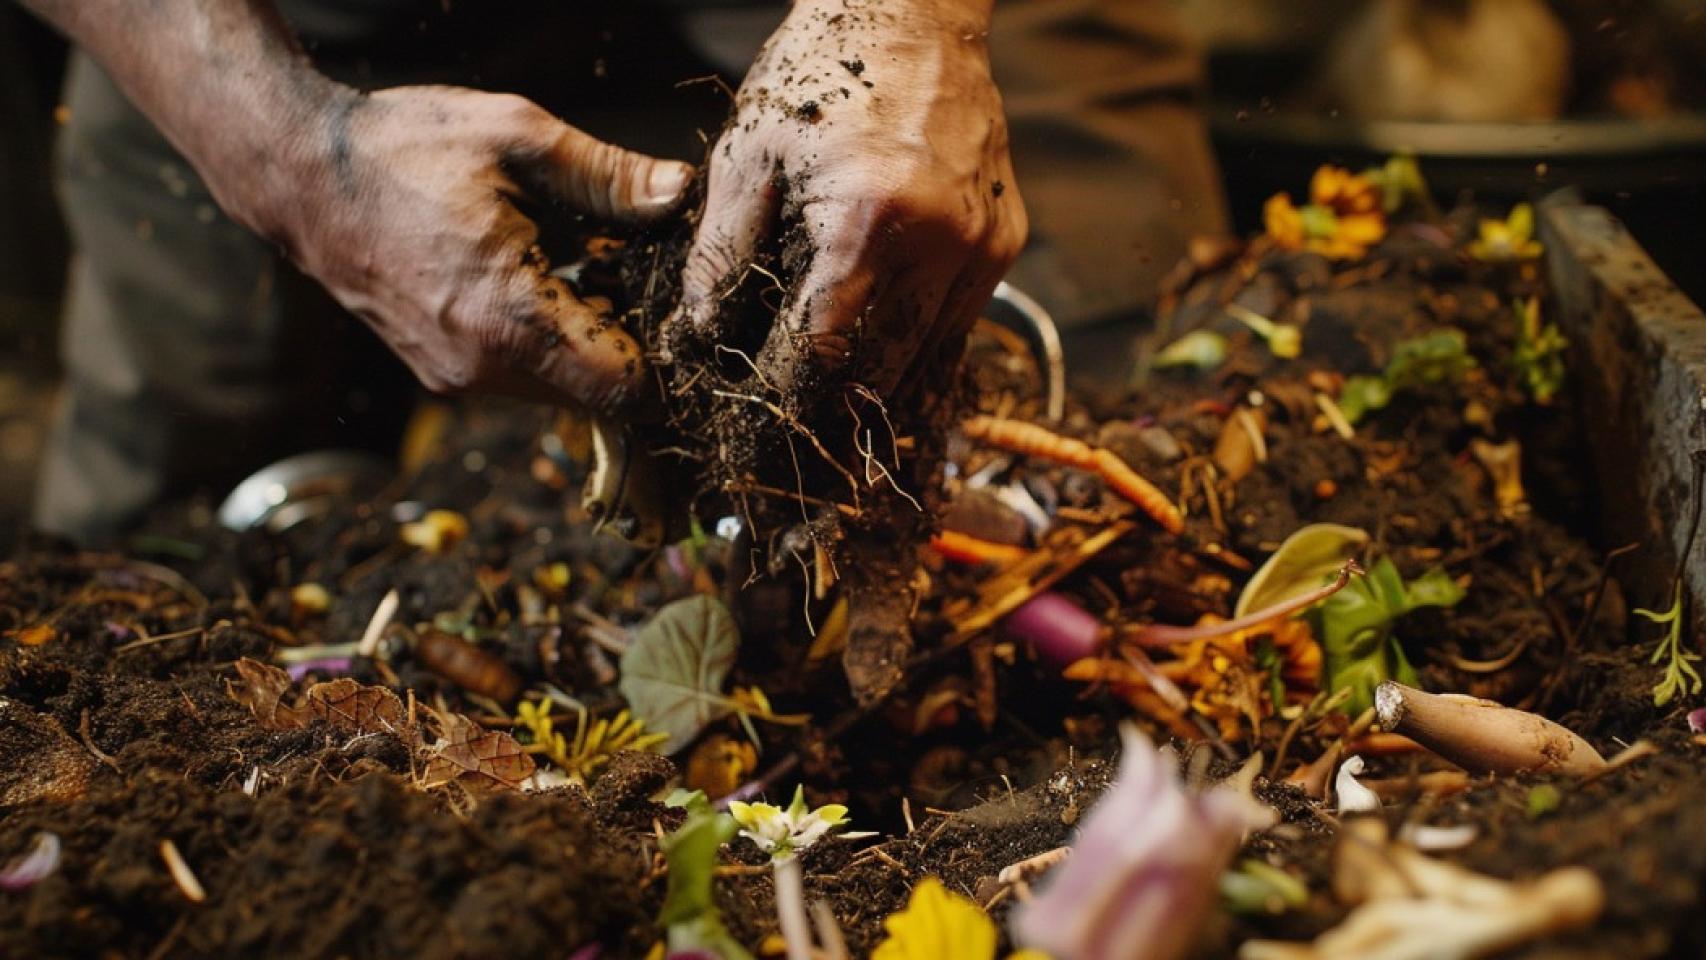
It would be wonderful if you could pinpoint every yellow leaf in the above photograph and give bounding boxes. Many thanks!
[872,878,998,960]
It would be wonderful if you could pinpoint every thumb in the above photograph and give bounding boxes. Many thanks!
[513,119,694,224]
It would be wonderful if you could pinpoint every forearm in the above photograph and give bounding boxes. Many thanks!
[18,0,342,235]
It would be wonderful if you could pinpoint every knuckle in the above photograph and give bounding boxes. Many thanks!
[489,93,545,129]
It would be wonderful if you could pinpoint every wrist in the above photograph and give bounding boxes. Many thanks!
[188,59,356,246]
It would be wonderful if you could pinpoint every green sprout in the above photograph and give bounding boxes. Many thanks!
[1525,784,1562,819]
[1634,450,1706,708]
[1226,303,1302,359]
[657,789,755,960]
[1510,297,1567,405]
[1338,329,1477,424]
[1152,330,1229,373]
[1635,583,1702,708]
[1311,556,1464,716]
[1361,152,1435,216]
[1220,859,1309,916]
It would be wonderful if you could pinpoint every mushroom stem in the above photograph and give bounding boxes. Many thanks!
[1374,682,1605,776]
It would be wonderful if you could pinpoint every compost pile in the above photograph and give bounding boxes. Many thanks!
[6,160,1706,960]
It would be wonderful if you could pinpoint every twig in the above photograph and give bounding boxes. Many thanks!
[79,709,121,774]
[113,626,205,654]
[1123,561,1361,648]
[357,589,400,659]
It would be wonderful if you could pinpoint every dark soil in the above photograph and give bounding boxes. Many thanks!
[5,205,1706,959]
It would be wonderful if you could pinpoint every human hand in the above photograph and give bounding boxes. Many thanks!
[675,0,1026,398]
[250,86,692,413]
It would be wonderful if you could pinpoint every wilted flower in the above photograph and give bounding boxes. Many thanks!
[1012,727,1276,960]
[728,785,849,861]
[1263,165,1387,261]
[1467,203,1543,262]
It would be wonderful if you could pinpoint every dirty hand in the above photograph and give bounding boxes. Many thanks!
[676,0,1026,398]
[249,86,692,413]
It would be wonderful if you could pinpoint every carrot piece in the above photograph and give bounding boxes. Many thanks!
[930,530,1030,566]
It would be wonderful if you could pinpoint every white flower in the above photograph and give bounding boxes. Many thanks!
[728,785,849,861]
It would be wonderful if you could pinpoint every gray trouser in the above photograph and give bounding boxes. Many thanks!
[35,0,1225,544]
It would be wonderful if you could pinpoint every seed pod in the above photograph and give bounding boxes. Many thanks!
[416,629,523,704]
[1374,681,1605,776]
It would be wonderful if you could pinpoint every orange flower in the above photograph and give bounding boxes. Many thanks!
[1064,618,1322,743]
[1310,165,1381,218]
[1264,193,1306,250]
[1262,165,1388,260]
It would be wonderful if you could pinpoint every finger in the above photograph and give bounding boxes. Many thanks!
[504,105,694,224]
[756,249,881,395]
[894,261,1002,400]
[488,271,657,416]
[857,266,953,397]
[674,155,781,339]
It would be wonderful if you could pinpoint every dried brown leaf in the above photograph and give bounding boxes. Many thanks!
[228,658,307,730]
[420,707,534,790]
[229,659,409,736]
[302,678,409,735]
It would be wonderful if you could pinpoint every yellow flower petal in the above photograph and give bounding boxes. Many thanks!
[1264,193,1304,250]
[872,878,999,960]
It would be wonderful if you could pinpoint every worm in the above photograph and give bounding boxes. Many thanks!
[962,415,1183,534]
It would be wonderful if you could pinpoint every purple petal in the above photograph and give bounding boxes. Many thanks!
[287,658,354,682]
[0,833,61,891]
[1688,707,1706,734]
[1011,728,1276,960]
[105,621,134,641]
[566,945,602,960]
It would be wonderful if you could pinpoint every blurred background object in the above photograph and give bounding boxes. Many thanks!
[1179,0,1706,304]
[0,7,67,548]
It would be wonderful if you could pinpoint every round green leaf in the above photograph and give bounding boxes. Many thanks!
[619,595,740,753]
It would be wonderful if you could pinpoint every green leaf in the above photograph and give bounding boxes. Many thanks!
[1385,330,1476,391]
[666,788,712,815]
[1638,584,1703,707]
[1152,330,1229,372]
[1525,784,1561,819]
[1401,566,1466,611]
[620,595,740,753]
[1313,557,1463,716]
[1337,376,1391,425]
[658,803,756,960]
[1220,859,1309,915]
[1340,330,1474,425]
[1235,523,1370,619]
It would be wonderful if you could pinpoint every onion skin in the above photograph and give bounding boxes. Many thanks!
[1002,592,1105,667]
